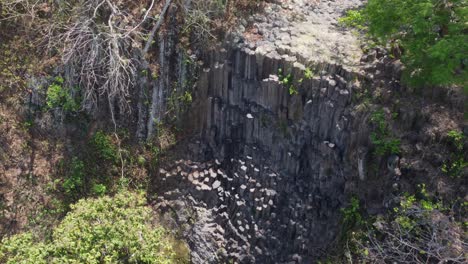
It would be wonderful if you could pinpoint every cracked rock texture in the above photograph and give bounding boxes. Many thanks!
[148,0,467,263]
[151,1,371,263]
[238,0,364,71]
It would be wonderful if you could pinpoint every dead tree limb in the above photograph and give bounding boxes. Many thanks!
[143,0,172,55]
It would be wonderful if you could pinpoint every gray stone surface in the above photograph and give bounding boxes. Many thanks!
[153,1,371,263]
[232,0,365,72]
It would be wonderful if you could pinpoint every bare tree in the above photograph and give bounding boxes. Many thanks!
[355,204,467,263]
[2,0,162,121]
[56,0,158,122]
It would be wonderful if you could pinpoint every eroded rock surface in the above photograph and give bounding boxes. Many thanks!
[237,0,364,71]
[148,0,468,262]
[152,1,369,263]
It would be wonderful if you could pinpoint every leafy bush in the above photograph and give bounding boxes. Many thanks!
[340,185,467,263]
[341,197,364,231]
[278,69,297,95]
[441,130,467,178]
[46,77,79,112]
[166,88,194,122]
[0,191,189,263]
[341,0,467,88]
[91,183,107,196]
[90,131,118,162]
[0,232,49,264]
[338,10,366,29]
[304,67,314,80]
[62,157,85,196]
[353,191,466,263]
[369,109,401,156]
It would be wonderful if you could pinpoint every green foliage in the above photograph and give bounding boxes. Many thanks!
[90,131,118,162]
[370,134,401,156]
[391,187,442,231]
[339,10,366,29]
[441,130,467,178]
[46,77,79,112]
[180,91,193,104]
[369,109,401,156]
[278,69,298,95]
[345,186,466,263]
[0,233,49,264]
[0,191,188,264]
[137,155,147,166]
[62,157,85,196]
[341,197,364,231]
[91,183,107,196]
[338,196,368,259]
[146,141,161,167]
[447,129,465,150]
[303,67,314,80]
[166,87,194,123]
[298,67,315,84]
[341,0,467,88]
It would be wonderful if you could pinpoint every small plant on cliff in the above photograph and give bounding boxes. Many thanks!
[62,157,85,198]
[278,69,298,95]
[369,109,401,156]
[45,77,79,112]
[341,197,364,231]
[91,183,107,196]
[441,130,467,178]
[90,131,118,162]
[338,196,369,260]
[304,67,315,80]
[338,10,366,30]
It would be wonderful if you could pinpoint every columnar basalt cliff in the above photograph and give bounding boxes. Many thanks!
[147,1,466,263]
[1,0,466,263]
[151,0,373,263]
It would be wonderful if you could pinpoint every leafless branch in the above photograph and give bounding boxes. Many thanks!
[143,0,172,55]
[355,206,467,263]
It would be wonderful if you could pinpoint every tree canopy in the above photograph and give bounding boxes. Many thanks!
[0,191,188,264]
[342,0,467,88]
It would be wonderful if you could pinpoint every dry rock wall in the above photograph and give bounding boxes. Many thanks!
[151,1,372,263]
[154,50,366,263]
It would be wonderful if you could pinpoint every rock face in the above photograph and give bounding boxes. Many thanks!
[152,1,371,263]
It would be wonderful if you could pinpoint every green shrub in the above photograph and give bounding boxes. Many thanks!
[0,233,49,264]
[278,69,297,95]
[137,155,147,166]
[0,191,189,263]
[90,131,118,162]
[62,157,85,196]
[370,134,401,156]
[338,197,368,259]
[344,186,466,263]
[340,0,467,88]
[338,10,366,29]
[166,88,193,122]
[46,77,79,112]
[304,67,314,80]
[447,130,464,151]
[369,109,401,156]
[180,91,193,104]
[341,197,364,231]
[441,130,467,178]
[91,183,107,196]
